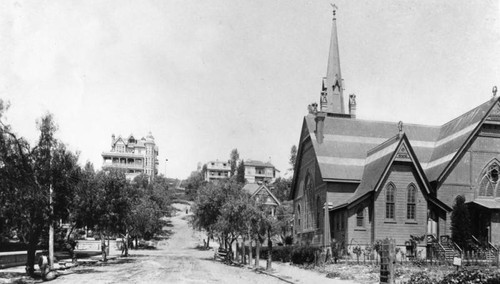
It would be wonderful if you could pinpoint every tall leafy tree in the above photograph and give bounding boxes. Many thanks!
[451,195,471,249]
[271,177,291,202]
[289,145,297,170]
[184,170,206,200]
[236,159,245,184]
[229,148,239,176]
[0,106,78,275]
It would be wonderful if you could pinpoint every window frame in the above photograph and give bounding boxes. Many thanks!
[407,183,416,220]
[356,206,364,227]
[386,183,395,219]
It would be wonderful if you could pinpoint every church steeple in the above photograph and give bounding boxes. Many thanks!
[320,4,345,114]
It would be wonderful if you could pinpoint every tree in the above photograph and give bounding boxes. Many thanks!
[191,182,227,248]
[229,148,239,176]
[289,145,297,170]
[271,178,291,202]
[273,201,293,244]
[0,106,79,275]
[236,160,245,184]
[185,170,206,201]
[451,195,471,249]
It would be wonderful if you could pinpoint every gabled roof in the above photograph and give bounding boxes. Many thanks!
[291,96,500,200]
[347,133,432,206]
[243,183,281,206]
[306,97,499,183]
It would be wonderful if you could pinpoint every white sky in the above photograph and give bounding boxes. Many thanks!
[1,1,499,179]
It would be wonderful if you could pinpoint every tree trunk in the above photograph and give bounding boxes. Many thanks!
[242,236,246,265]
[123,228,129,257]
[235,240,240,262]
[248,233,253,266]
[266,229,272,270]
[26,230,38,277]
[255,237,260,268]
[100,232,107,262]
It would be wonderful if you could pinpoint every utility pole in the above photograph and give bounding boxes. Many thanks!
[165,158,168,177]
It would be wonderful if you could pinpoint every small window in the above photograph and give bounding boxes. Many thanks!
[356,207,364,227]
[386,183,395,219]
[407,184,416,220]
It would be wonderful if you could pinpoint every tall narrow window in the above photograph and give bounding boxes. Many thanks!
[356,207,364,227]
[316,196,321,228]
[386,183,395,219]
[305,173,314,229]
[407,184,416,220]
[297,204,301,229]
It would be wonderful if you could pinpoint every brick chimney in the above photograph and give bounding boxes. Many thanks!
[348,94,356,119]
[315,112,326,144]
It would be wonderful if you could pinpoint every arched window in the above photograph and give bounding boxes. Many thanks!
[304,173,314,228]
[386,183,395,219]
[297,204,301,229]
[356,206,364,227]
[478,162,500,197]
[407,184,416,220]
[316,196,321,228]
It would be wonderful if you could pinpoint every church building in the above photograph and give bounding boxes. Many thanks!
[291,7,500,257]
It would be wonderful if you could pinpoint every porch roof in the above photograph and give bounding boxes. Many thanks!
[470,199,500,209]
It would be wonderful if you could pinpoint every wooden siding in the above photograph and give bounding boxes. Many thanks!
[347,200,372,246]
[373,163,428,245]
[293,137,327,245]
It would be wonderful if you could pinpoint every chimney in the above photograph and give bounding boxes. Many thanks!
[314,112,326,144]
[111,134,115,146]
[348,94,356,118]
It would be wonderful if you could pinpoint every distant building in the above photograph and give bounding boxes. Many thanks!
[102,132,159,180]
[244,160,280,184]
[205,160,231,182]
[243,183,280,216]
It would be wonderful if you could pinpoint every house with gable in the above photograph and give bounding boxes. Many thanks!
[243,183,281,216]
[291,7,500,257]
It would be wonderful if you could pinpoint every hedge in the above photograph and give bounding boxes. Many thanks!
[243,245,320,265]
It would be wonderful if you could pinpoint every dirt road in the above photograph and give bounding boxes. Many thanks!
[51,203,284,284]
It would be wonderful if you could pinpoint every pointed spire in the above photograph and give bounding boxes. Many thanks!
[320,4,345,114]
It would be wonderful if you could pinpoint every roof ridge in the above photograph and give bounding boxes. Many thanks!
[366,135,400,157]
[440,97,496,129]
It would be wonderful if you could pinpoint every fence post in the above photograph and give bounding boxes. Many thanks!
[380,238,395,284]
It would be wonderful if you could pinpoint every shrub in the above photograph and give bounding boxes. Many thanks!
[440,269,497,284]
[407,271,435,284]
[290,246,320,265]
[244,245,320,265]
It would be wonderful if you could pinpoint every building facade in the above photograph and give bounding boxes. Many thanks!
[291,7,500,259]
[102,132,159,180]
[205,160,231,182]
[244,160,280,184]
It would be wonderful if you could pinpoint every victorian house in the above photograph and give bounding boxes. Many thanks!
[102,132,159,180]
[291,7,500,257]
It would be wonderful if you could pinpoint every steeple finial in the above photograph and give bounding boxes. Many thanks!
[320,3,345,114]
[331,3,338,19]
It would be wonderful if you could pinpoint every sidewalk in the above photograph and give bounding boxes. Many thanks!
[243,259,360,284]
